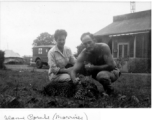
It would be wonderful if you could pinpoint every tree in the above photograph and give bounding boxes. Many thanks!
[74,43,85,58]
[32,32,55,46]
[0,50,5,69]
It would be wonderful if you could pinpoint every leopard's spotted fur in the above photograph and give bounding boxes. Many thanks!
[74,75,99,100]
[43,81,76,98]
[43,75,99,100]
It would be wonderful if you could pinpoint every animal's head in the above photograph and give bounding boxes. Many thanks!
[81,81,99,99]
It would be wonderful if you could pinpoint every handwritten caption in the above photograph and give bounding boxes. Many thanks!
[4,113,88,120]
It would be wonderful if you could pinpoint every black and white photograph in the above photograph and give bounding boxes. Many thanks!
[0,0,151,118]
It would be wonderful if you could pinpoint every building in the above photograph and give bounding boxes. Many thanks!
[4,50,23,64]
[94,10,151,73]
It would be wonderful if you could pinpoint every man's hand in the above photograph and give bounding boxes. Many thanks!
[73,77,80,84]
[85,63,95,72]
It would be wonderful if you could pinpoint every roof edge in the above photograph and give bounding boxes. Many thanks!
[94,29,151,36]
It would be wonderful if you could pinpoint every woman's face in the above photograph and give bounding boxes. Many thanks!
[56,35,66,48]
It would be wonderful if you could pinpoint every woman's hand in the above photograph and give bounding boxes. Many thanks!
[66,67,73,74]
[58,67,73,74]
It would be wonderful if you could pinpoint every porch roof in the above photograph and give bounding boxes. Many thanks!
[94,10,151,36]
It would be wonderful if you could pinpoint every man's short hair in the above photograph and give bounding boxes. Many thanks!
[80,32,94,41]
[54,29,67,41]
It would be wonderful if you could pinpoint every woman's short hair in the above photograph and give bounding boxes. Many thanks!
[80,32,94,41]
[54,29,67,41]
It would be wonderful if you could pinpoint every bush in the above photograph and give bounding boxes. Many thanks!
[128,58,151,73]
[0,50,5,69]
[75,43,85,58]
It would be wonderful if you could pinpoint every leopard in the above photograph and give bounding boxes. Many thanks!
[42,75,100,100]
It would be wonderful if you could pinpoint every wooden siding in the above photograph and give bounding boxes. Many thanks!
[136,32,151,58]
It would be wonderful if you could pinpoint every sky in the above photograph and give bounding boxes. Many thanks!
[0,1,151,56]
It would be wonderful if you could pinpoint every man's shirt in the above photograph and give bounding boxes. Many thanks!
[48,45,76,79]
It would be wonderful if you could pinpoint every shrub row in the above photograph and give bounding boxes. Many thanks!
[128,58,151,73]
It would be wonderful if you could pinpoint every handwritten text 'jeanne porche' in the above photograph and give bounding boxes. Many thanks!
[4,114,49,120]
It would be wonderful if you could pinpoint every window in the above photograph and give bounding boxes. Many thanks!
[118,43,129,58]
[38,48,42,54]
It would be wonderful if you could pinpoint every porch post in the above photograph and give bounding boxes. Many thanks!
[112,38,114,57]
[134,35,136,58]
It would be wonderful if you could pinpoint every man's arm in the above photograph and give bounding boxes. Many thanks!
[94,44,116,71]
[70,53,84,82]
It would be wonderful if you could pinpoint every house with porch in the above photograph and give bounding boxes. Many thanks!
[94,10,151,73]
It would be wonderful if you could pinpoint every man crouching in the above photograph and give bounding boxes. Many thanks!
[71,32,121,95]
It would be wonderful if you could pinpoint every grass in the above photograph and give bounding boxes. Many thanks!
[0,69,151,108]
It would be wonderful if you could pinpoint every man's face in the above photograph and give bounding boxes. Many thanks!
[56,35,66,48]
[81,35,95,52]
